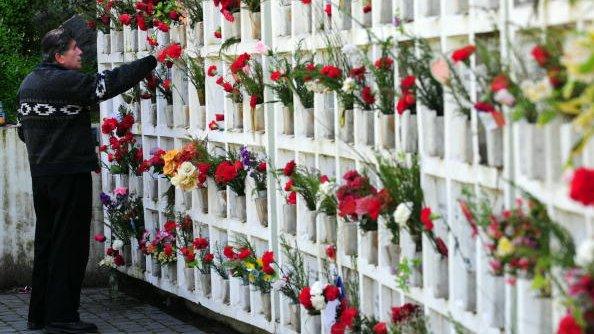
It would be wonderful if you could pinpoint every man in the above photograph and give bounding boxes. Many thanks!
[18,27,157,333]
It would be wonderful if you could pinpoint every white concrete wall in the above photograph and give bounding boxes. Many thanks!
[0,126,105,289]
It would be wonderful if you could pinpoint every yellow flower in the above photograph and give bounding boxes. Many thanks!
[248,274,256,283]
[256,258,263,268]
[496,237,514,257]
[245,262,255,270]
[264,275,272,282]
[163,149,179,177]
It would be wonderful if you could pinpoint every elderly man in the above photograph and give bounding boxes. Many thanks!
[18,27,157,333]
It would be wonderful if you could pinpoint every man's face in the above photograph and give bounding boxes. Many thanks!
[55,40,83,70]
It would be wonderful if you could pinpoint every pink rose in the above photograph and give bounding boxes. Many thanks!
[114,187,128,196]
[430,58,450,85]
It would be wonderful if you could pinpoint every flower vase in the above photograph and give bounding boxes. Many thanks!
[124,27,138,52]
[322,214,337,244]
[199,272,212,297]
[122,244,132,266]
[252,104,265,132]
[420,106,444,158]
[149,178,159,202]
[301,310,321,334]
[249,11,261,39]
[224,12,241,39]
[183,191,192,211]
[400,111,418,153]
[255,190,268,227]
[519,121,545,180]
[240,283,250,312]
[478,112,504,167]
[386,243,399,268]
[302,209,317,242]
[260,292,272,321]
[151,256,161,277]
[355,107,374,146]
[182,105,190,128]
[199,187,209,214]
[129,174,143,197]
[517,278,552,333]
[283,204,297,235]
[302,107,314,138]
[342,222,358,256]
[283,105,294,135]
[289,303,301,331]
[184,267,195,291]
[480,274,505,328]
[379,113,395,148]
[216,189,227,218]
[137,251,146,271]
[217,277,230,304]
[115,173,129,189]
[148,103,157,126]
[101,32,111,54]
[320,105,335,140]
[233,193,246,222]
[339,109,354,144]
[164,105,174,127]
[111,30,124,52]
[294,1,312,34]
[281,5,292,36]
[162,263,177,283]
[366,230,378,266]
[233,102,243,130]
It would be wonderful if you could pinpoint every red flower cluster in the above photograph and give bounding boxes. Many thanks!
[106,248,125,267]
[337,170,388,227]
[396,75,416,115]
[230,53,251,74]
[374,56,393,70]
[101,113,148,175]
[570,167,594,206]
[298,283,341,312]
[283,160,296,176]
[207,65,218,77]
[164,220,177,234]
[331,302,358,334]
[320,65,342,79]
[451,45,476,63]
[180,246,196,263]
[118,13,132,26]
[363,4,372,13]
[391,303,422,323]
[214,0,240,22]
[214,160,242,186]
[361,86,376,105]
[156,43,182,63]
[193,237,209,250]
[324,3,332,17]
[270,70,282,81]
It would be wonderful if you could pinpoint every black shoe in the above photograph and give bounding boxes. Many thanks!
[27,321,44,330]
[44,321,98,334]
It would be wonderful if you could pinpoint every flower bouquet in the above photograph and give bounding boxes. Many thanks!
[239,146,268,225]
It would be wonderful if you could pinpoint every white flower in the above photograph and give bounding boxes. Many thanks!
[310,281,324,296]
[177,161,197,177]
[99,256,115,268]
[311,294,327,311]
[341,77,356,93]
[493,89,516,107]
[318,181,334,197]
[576,239,594,267]
[520,79,552,103]
[112,239,124,251]
[305,80,329,93]
[393,202,412,226]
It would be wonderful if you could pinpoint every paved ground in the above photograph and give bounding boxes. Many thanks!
[0,288,207,333]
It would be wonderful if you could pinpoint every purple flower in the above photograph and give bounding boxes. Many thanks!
[100,192,112,206]
[239,146,254,168]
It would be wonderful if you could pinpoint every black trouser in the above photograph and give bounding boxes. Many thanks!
[28,172,92,324]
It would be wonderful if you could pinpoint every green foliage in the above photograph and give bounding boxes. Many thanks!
[0,0,78,123]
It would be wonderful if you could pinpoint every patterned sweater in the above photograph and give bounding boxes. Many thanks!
[17,55,157,177]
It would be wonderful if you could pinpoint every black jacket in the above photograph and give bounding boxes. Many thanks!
[18,55,157,177]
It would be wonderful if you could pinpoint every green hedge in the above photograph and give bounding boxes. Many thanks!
[0,0,79,123]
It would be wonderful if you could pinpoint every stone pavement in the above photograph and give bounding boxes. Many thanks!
[0,288,207,333]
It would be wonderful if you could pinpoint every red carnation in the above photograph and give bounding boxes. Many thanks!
[301,0,311,4]
[163,243,174,256]
[531,45,549,67]
[215,113,225,121]
[262,250,274,265]
[287,191,297,205]
[114,254,125,266]
[162,79,172,91]
[99,144,107,152]
[118,13,132,26]
[193,237,209,250]
[94,234,106,243]
[361,86,375,105]
[207,65,218,77]
[284,179,294,191]
[214,161,239,184]
[238,247,251,259]
[323,285,340,301]
[101,118,118,134]
[474,101,496,113]
[570,167,594,206]
[263,264,275,275]
[147,36,158,47]
[214,28,222,39]
[420,207,433,231]
[325,244,336,260]
[223,245,236,259]
[209,120,219,130]
[374,56,393,70]
[349,66,366,79]
[320,175,329,183]
[168,10,180,21]
[164,220,176,234]
[356,195,382,220]
[136,14,147,30]
[270,71,282,81]
[283,160,296,176]
[363,4,371,13]
[257,161,266,171]
[451,45,476,63]
[557,314,582,334]
[299,287,313,309]
[400,75,416,91]
[203,253,214,263]
[324,3,332,17]
[230,53,251,74]
[491,74,508,92]
[216,76,224,85]
[373,322,387,334]
[320,65,342,79]
[250,95,259,109]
